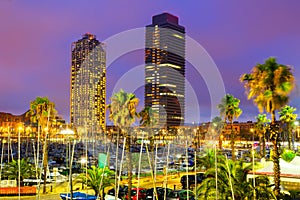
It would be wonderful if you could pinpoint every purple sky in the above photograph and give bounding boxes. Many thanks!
[1,1,300,124]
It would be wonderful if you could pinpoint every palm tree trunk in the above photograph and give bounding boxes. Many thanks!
[126,133,132,200]
[262,133,266,158]
[271,110,276,123]
[259,135,263,157]
[149,136,155,175]
[288,125,292,150]
[270,112,280,199]
[272,138,280,197]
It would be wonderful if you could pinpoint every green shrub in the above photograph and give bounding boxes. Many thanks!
[281,149,296,162]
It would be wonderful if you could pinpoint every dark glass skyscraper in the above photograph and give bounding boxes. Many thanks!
[145,13,185,127]
[70,33,106,132]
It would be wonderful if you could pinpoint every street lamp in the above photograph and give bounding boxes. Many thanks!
[61,128,75,200]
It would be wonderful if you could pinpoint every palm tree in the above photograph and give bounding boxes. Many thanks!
[139,106,156,153]
[255,114,271,157]
[196,155,236,199]
[279,105,297,150]
[197,156,274,200]
[211,116,225,150]
[252,176,276,200]
[196,148,222,171]
[27,96,57,194]
[75,166,114,197]
[139,107,157,171]
[107,89,139,200]
[241,57,295,197]
[138,107,161,199]
[3,158,35,186]
[218,94,242,160]
[139,107,154,127]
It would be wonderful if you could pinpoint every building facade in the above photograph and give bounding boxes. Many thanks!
[145,13,186,127]
[0,112,29,138]
[70,33,106,133]
[0,112,65,139]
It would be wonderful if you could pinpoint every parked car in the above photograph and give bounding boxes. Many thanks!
[104,189,122,200]
[126,188,147,200]
[60,192,97,200]
[105,186,128,200]
[180,172,205,189]
[145,187,173,200]
[166,190,195,200]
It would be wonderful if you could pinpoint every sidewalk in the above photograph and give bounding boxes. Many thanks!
[0,182,85,200]
[0,172,189,199]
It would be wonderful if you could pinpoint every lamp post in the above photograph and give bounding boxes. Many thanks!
[61,128,75,200]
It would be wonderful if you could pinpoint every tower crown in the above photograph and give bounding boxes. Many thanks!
[152,12,179,25]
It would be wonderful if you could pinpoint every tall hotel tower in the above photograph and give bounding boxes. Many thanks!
[70,33,106,132]
[145,13,185,127]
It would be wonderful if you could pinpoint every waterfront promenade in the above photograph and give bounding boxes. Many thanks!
[0,172,185,200]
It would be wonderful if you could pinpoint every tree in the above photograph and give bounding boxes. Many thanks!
[253,176,276,200]
[138,107,161,199]
[218,94,242,160]
[139,106,157,154]
[3,158,35,186]
[107,89,139,200]
[197,156,274,200]
[281,148,296,162]
[27,96,57,194]
[279,105,297,150]
[241,57,295,197]
[196,148,223,171]
[255,114,270,157]
[211,116,225,150]
[139,107,155,127]
[75,166,114,197]
[139,107,157,170]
